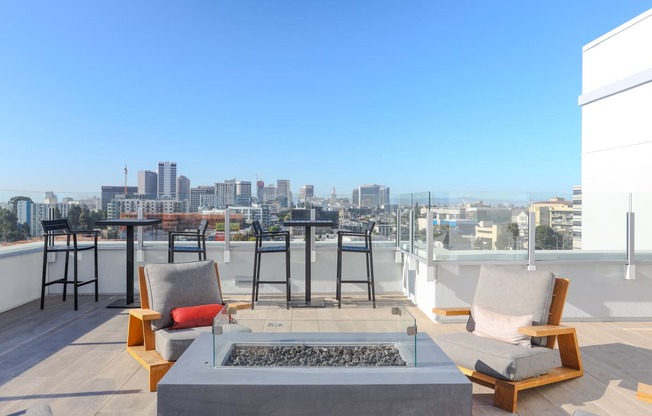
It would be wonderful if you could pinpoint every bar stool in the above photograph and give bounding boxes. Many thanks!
[251,220,291,309]
[336,221,376,308]
[41,219,99,310]
[168,219,209,263]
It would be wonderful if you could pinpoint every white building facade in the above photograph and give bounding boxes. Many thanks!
[579,9,652,250]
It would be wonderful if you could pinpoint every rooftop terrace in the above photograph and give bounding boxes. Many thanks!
[2,191,652,414]
[1,293,652,415]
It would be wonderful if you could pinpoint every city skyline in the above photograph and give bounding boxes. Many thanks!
[2,2,651,196]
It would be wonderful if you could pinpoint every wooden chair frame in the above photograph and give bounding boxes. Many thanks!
[638,382,652,403]
[126,262,248,391]
[433,278,583,413]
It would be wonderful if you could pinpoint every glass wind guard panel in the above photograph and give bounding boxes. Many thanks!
[213,303,417,368]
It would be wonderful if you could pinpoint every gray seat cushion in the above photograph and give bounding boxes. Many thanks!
[436,332,560,381]
[144,260,223,331]
[468,266,556,346]
[156,324,252,361]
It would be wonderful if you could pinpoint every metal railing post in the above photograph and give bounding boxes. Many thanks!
[224,208,231,263]
[528,211,536,271]
[427,210,434,267]
[310,208,316,262]
[409,209,415,255]
[626,207,636,279]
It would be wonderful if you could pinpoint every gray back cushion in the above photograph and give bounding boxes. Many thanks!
[144,260,222,331]
[467,266,556,346]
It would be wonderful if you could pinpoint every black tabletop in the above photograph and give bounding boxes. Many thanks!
[283,219,334,227]
[96,219,162,226]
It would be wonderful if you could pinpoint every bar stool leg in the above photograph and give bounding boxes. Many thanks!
[73,248,79,311]
[41,242,48,310]
[251,251,259,309]
[285,249,291,309]
[94,243,99,302]
[63,248,70,302]
[369,249,376,308]
[336,246,343,309]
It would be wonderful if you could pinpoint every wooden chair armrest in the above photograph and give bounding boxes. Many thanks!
[518,324,576,337]
[637,382,652,404]
[225,301,252,311]
[129,308,162,321]
[433,307,471,316]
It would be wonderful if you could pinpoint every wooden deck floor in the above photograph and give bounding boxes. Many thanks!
[1,295,651,416]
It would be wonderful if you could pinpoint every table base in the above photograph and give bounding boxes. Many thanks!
[288,298,326,308]
[106,298,141,309]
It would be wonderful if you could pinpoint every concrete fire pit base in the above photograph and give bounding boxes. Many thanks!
[157,332,472,416]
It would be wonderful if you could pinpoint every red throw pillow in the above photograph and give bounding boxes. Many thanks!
[170,304,224,330]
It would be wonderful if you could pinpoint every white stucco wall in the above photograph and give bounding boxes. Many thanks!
[580,8,652,250]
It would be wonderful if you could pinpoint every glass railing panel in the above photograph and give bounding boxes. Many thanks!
[397,209,411,252]
[428,191,531,261]
[632,192,652,260]
[0,188,641,265]
[412,192,430,259]
[530,191,574,261]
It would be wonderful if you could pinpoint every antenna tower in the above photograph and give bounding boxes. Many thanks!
[124,164,128,194]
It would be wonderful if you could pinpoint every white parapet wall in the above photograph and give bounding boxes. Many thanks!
[405,256,652,322]
[0,242,403,313]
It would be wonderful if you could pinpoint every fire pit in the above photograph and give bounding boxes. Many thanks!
[223,343,407,367]
[157,332,472,416]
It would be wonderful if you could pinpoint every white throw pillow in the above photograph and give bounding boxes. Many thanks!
[472,304,533,348]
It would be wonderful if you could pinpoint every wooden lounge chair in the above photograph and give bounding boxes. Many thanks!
[126,260,250,391]
[433,266,583,413]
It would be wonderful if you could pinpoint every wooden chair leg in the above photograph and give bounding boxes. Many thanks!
[494,380,518,413]
[127,313,145,347]
[638,382,652,403]
[149,363,173,392]
[558,331,583,371]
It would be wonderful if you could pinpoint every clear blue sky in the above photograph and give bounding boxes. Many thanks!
[1,1,651,200]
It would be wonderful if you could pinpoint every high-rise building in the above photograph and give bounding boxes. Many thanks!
[277,179,291,208]
[44,192,58,204]
[380,186,390,207]
[157,161,177,199]
[359,184,381,208]
[177,175,190,201]
[138,170,157,199]
[236,181,252,206]
[216,181,236,207]
[572,186,582,250]
[356,184,390,208]
[299,185,314,203]
[262,185,276,203]
[256,180,265,202]
[352,189,359,206]
[101,185,138,212]
[190,186,215,212]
